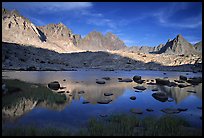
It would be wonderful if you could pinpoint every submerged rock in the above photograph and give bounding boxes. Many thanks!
[161,108,180,114]
[78,91,85,94]
[82,101,90,104]
[187,90,196,93]
[146,108,154,112]
[152,92,168,102]
[130,108,143,114]
[48,81,60,90]
[177,108,188,112]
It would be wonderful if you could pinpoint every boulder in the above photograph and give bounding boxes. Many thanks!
[104,93,113,96]
[178,84,189,88]
[133,86,146,91]
[130,96,136,100]
[155,78,170,86]
[133,75,141,82]
[96,80,106,84]
[152,92,168,102]
[135,80,145,84]
[187,77,202,85]
[118,78,133,82]
[102,77,111,80]
[48,81,60,90]
[179,75,187,81]
[97,99,112,104]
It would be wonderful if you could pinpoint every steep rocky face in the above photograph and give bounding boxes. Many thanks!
[138,46,154,53]
[158,34,199,55]
[77,31,126,50]
[2,8,46,44]
[194,41,202,53]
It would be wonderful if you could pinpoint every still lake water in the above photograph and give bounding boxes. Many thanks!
[2,69,202,130]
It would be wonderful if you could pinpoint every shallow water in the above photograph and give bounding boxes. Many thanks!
[2,69,202,130]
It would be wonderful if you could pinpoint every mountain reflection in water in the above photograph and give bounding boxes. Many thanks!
[2,70,202,129]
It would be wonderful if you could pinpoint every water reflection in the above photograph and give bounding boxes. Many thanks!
[2,70,202,128]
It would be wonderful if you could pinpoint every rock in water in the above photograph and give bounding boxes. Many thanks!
[133,75,141,82]
[118,78,133,82]
[179,75,187,81]
[97,99,112,104]
[48,81,60,90]
[104,93,113,96]
[152,92,168,102]
[155,78,170,86]
[133,86,146,91]
[96,80,106,84]
[130,96,136,100]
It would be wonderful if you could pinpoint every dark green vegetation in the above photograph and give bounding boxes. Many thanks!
[2,114,202,136]
[2,79,67,108]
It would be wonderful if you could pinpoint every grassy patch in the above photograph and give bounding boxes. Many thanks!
[2,79,67,108]
[2,114,202,136]
[2,125,71,136]
[80,114,202,136]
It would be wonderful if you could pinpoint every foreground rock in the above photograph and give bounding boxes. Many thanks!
[152,92,168,102]
[48,81,60,90]
[179,75,187,81]
[133,75,141,82]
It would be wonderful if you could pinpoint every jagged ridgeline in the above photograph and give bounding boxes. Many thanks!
[2,8,202,55]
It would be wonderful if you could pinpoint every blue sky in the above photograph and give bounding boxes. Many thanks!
[2,2,202,47]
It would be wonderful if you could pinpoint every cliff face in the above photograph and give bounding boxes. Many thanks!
[77,31,126,51]
[2,8,45,44]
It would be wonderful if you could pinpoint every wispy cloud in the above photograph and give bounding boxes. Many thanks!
[3,2,93,13]
[153,2,202,29]
[87,18,117,30]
